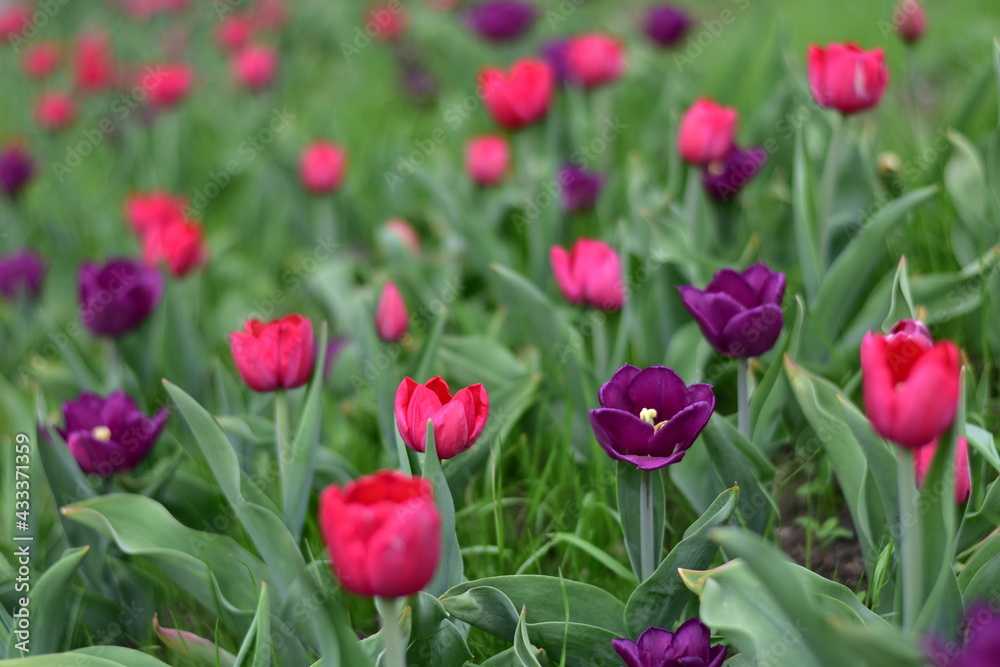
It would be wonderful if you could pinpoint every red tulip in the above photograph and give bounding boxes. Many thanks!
[677,98,738,166]
[914,436,970,504]
[217,15,255,52]
[145,63,194,109]
[232,45,278,90]
[319,470,441,597]
[35,91,77,131]
[230,315,316,392]
[73,31,117,93]
[375,282,408,342]
[142,218,207,277]
[861,319,960,449]
[365,1,407,42]
[565,33,626,88]
[550,238,624,310]
[465,134,511,186]
[0,4,29,39]
[808,43,888,115]
[125,191,189,237]
[300,141,347,194]
[478,59,553,131]
[394,376,490,459]
[894,0,926,44]
[21,41,62,80]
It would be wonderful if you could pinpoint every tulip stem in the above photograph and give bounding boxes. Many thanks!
[896,447,922,633]
[639,469,655,582]
[737,358,751,440]
[818,114,845,269]
[274,390,291,517]
[376,596,406,667]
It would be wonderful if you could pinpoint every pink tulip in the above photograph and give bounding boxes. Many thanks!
[550,238,624,310]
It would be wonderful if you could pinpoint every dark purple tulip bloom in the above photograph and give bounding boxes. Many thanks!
[0,144,35,198]
[589,365,714,471]
[642,4,692,49]
[540,39,570,85]
[0,250,46,299]
[701,145,768,201]
[927,604,1000,667]
[678,263,786,358]
[78,258,164,338]
[464,0,536,42]
[613,620,726,667]
[56,390,168,476]
[559,164,605,213]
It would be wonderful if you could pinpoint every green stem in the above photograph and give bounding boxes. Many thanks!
[639,469,655,582]
[818,114,845,269]
[737,358,751,440]
[376,596,406,667]
[274,390,291,516]
[896,447,922,633]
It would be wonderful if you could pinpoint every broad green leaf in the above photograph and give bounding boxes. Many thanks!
[153,614,237,666]
[423,422,464,596]
[475,647,549,666]
[233,582,270,667]
[958,476,1000,552]
[405,593,472,667]
[514,607,544,667]
[751,295,805,457]
[1,647,175,666]
[616,462,665,582]
[698,415,775,533]
[489,264,567,347]
[28,546,90,654]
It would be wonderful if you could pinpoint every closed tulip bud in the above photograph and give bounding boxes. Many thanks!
[539,39,570,85]
[300,141,347,194]
[217,15,255,52]
[808,43,888,115]
[465,134,511,186]
[914,436,970,505]
[394,376,490,459]
[73,32,117,93]
[642,5,691,49]
[365,2,407,42]
[375,282,408,342]
[677,98,738,165]
[0,144,35,199]
[230,314,316,392]
[35,90,78,131]
[142,218,207,277]
[701,145,767,201]
[319,471,441,597]
[232,45,278,90]
[479,59,553,130]
[550,238,624,310]
[678,263,786,357]
[384,218,422,255]
[21,41,62,80]
[558,164,605,213]
[894,0,926,45]
[565,33,626,88]
[0,5,29,39]
[78,259,164,338]
[145,63,194,109]
[57,390,167,477]
[125,191,189,237]
[861,319,960,449]
[464,0,537,43]
[0,250,46,300]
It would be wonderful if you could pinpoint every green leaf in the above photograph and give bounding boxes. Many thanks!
[423,421,464,597]
[405,593,472,667]
[489,264,567,347]
[624,486,738,637]
[0,647,176,666]
[881,257,916,331]
[514,607,544,667]
[698,415,775,533]
[413,308,449,385]
[958,474,1000,552]
[751,295,805,457]
[28,546,90,654]
[616,462,665,582]
[793,125,820,298]
[153,614,237,666]
[233,582,270,667]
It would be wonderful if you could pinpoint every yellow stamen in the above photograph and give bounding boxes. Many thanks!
[92,426,112,441]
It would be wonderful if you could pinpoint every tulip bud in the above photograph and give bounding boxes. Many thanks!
[550,238,624,310]
[808,43,888,115]
[678,98,738,166]
[230,315,316,392]
[232,45,278,90]
[73,31,117,93]
[35,91,78,131]
[465,134,511,186]
[142,218,208,277]
[464,0,537,43]
[642,5,691,49]
[145,63,194,109]
[0,5,30,39]
[394,376,490,459]
[21,41,62,80]
[0,250,46,300]
[701,145,767,201]
[539,39,570,85]
[375,282,409,342]
[364,2,407,42]
[565,33,626,88]
[300,141,347,194]
[914,436,970,505]
[384,218,422,255]
[78,259,165,338]
[479,59,553,130]
[893,0,926,45]
[558,164,605,213]
[125,190,189,237]
[0,144,35,199]
[217,15,254,52]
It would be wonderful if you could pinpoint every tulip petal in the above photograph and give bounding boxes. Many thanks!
[677,287,744,352]
[67,431,130,477]
[647,400,714,457]
[624,365,689,420]
[705,268,757,308]
[611,638,644,667]
[394,377,420,446]
[588,408,653,457]
[454,383,489,444]
[425,375,454,404]
[890,342,960,448]
[367,499,441,598]
[598,364,641,412]
[720,304,784,357]
[550,245,583,304]
[406,384,447,451]
[430,400,471,458]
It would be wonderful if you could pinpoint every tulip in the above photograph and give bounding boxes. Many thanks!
[861,319,960,449]
[558,164,605,213]
[914,436,970,504]
[0,4,29,39]
[319,470,441,597]
[21,41,62,80]
[394,376,489,459]
[678,263,786,357]
[0,144,34,199]
[465,134,511,186]
[217,14,255,52]
[142,218,207,277]
[35,91,78,131]
[232,45,278,90]
[399,60,438,105]
[464,0,536,43]
[0,250,46,300]
[642,5,691,49]
[57,390,168,476]
[926,604,1000,667]
[230,314,316,392]
[78,259,165,338]
[478,59,553,130]
[375,282,409,342]
[365,2,407,42]
[250,0,287,30]
[808,43,888,115]
[550,238,624,310]
[589,364,715,470]
[677,98,738,165]
[384,218,422,255]
[125,191,189,237]
[612,620,727,667]
[565,33,626,88]
[321,336,348,381]
[300,141,347,194]
[73,32,117,93]
[539,39,570,85]
[894,0,926,45]
[701,145,767,201]
[145,63,194,109]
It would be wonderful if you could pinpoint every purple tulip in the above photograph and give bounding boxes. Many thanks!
[589,365,714,471]
[559,164,605,213]
[540,39,571,85]
[642,4,692,48]
[0,144,35,198]
[927,604,1000,667]
[678,263,786,357]
[78,259,164,338]
[0,250,46,299]
[613,620,726,667]
[464,0,536,42]
[701,145,768,201]
[57,390,168,476]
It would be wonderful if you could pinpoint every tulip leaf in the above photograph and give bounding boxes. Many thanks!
[153,614,237,667]
[792,125,821,298]
[514,607,545,667]
[965,423,1000,472]
[413,307,450,387]
[489,263,567,348]
[423,421,465,597]
[474,647,549,666]
[624,486,738,637]
[300,561,374,667]
[233,581,270,667]
[0,648,176,666]
[751,295,805,457]
[882,256,916,332]
[957,473,1000,553]
[405,593,472,667]
[27,546,90,654]
[616,462,665,582]
[698,415,775,533]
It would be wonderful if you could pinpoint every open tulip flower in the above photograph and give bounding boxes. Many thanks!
[613,620,726,667]
[808,43,888,115]
[589,365,715,470]
[230,314,316,392]
[394,376,489,458]
[678,263,786,357]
